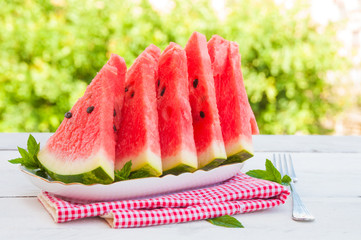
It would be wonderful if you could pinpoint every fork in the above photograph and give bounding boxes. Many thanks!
[273,154,315,222]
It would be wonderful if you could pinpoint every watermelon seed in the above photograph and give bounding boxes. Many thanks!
[113,109,116,117]
[157,79,160,87]
[113,125,117,132]
[200,111,205,118]
[193,79,198,88]
[86,106,94,113]
[125,87,129,92]
[160,87,166,96]
[131,91,135,98]
[64,112,72,119]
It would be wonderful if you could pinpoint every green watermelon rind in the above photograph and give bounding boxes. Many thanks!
[161,150,198,176]
[128,163,162,179]
[199,158,225,171]
[221,150,254,165]
[162,163,196,176]
[44,166,113,185]
[197,140,227,171]
[38,147,115,185]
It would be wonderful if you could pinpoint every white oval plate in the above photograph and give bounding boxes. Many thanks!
[21,163,243,201]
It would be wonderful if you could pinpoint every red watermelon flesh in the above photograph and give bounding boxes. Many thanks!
[156,43,197,175]
[107,54,127,139]
[185,32,227,169]
[229,41,259,135]
[38,57,126,184]
[115,44,162,177]
[250,110,259,135]
[207,35,258,164]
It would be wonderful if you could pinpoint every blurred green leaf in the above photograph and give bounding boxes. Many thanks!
[206,215,244,228]
[114,160,132,182]
[0,0,348,134]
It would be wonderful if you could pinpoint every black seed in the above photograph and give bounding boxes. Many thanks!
[125,87,128,92]
[113,125,117,132]
[86,106,94,113]
[113,109,116,117]
[200,111,205,118]
[193,79,199,88]
[160,87,166,96]
[131,91,135,98]
[157,79,160,87]
[64,111,72,119]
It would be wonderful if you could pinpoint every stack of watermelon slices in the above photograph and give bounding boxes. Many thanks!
[37,32,259,185]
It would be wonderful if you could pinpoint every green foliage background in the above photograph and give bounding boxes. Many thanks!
[0,0,347,134]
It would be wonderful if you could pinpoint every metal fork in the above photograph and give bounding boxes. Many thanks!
[273,154,315,222]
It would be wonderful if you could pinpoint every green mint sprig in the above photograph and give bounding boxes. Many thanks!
[246,159,292,186]
[206,215,244,228]
[114,160,132,182]
[114,160,153,181]
[8,134,48,178]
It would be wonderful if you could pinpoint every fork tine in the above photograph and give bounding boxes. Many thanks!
[277,154,284,176]
[283,154,289,176]
[272,153,277,167]
[288,154,298,182]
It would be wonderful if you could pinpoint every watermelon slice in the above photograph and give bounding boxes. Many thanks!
[115,45,163,178]
[38,54,127,184]
[156,43,197,175]
[107,54,127,141]
[184,32,227,170]
[207,35,259,164]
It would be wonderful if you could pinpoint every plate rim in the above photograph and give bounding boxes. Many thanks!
[20,163,244,201]
[20,163,243,187]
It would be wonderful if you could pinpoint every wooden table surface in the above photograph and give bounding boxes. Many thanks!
[1,133,360,239]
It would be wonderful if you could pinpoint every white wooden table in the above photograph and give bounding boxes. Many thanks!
[1,133,360,239]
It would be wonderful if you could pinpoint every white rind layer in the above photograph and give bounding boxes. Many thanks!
[115,147,162,173]
[225,135,253,157]
[162,149,198,171]
[38,147,114,178]
[197,140,227,168]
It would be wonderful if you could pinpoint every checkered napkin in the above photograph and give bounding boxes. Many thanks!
[38,173,290,228]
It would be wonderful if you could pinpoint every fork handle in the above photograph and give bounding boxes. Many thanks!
[290,182,315,221]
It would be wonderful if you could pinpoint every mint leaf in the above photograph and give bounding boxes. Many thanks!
[32,143,41,165]
[245,169,268,179]
[17,147,31,160]
[27,134,39,156]
[9,135,49,179]
[17,146,38,169]
[114,161,153,181]
[114,161,132,182]
[246,159,291,186]
[8,158,24,164]
[265,159,282,184]
[206,215,244,228]
[9,135,41,168]
[281,175,292,186]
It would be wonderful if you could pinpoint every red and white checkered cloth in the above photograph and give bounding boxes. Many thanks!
[38,173,290,228]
